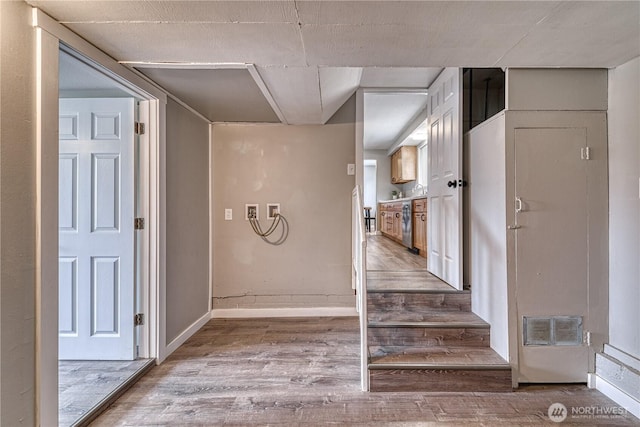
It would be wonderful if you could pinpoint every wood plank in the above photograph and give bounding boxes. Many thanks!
[368,326,490,347]
[367,291,471,312]
[366,234,426,270]
[369,368,513,392]
[369,346,509,366]
[368,310,483,323]
[90,318,640,426]
[367,270,456,292]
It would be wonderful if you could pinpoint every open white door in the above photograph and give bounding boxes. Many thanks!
[59,98,136,360]
[427,68,463,289]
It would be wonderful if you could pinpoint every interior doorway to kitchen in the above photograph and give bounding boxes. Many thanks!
[57,46,155,427]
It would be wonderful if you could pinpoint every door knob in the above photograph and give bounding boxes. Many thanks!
[447,180,458,188]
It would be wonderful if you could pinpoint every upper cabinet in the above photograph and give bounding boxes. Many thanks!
[390,146,417,184]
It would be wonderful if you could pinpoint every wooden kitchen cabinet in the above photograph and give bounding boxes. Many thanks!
[390,146,417,184]
[412,198,427,258]
[379,201,403,244]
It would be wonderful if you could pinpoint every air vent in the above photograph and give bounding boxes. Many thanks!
[523,316,583,346]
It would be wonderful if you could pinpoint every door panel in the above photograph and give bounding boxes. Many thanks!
[515,127,589,382]
[59,98,135,360]
[427,68,463,289]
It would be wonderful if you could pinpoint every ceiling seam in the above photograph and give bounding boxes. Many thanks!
[492,2,566,67]
[292,0,309,67]
[316,67,324,121]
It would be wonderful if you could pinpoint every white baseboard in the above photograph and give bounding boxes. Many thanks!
[594,375,640,420]
[211,307,358,319]
[163,311,211,358]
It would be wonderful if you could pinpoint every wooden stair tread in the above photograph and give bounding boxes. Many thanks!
[367,271,457,292]
[369,346,509,367]
[369,321,488,329]
[368,310,487,324]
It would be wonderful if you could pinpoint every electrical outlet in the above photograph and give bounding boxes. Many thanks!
[245,204,259,220]
[224,208,232,220]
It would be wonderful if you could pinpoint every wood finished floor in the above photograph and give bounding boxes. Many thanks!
[91,317,638,426]
[366,234,427,271]
[59,359,152,426]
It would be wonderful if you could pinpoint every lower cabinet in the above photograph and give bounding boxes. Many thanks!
[378,202,403,244]
[412,198,427,258]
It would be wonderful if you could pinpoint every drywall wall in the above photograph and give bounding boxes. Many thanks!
[212,109,356,310]
[608,56,640,358]
[0,1,37,424]
[466,113,509,361]
[507,68,608,111]
[165,98,210,342]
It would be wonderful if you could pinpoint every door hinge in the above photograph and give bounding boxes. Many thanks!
[134,313,144,326]
[134,122,145,135]
[134,217,145,230]
[581,147,591,160]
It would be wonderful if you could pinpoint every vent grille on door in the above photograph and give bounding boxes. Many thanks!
[523,316,583,346]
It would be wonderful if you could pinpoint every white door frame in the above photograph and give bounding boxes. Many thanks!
[33,9,168,426]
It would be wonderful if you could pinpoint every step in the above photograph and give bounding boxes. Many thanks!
[368,322,490,347]
[596,351,640,402]
[367,291,471,312]
[368,310,483,324]
[367,270,456,293]
[368,346,512,392]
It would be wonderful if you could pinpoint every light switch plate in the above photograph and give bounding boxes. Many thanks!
[224,209,232,220]
[347,163,355,175]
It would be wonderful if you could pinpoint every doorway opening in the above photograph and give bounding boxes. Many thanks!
[57,46,155,427]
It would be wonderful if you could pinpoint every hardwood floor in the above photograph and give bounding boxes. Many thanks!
[91,317,638,425]
[366,234,426,271]
[59,359,153,426]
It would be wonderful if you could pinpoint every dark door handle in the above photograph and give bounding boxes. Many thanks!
[447,180,458,188]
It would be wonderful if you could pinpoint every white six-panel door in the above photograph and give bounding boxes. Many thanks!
[427,68,463,289]
[59,98,135,360]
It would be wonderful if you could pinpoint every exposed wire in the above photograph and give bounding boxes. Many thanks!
[249,213,289,245]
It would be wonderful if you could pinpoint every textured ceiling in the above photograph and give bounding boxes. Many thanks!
[31,0,640,142]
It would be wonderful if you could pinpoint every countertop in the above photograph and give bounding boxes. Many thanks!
[378,194,427,203]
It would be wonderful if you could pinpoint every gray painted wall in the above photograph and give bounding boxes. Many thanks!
[506,68,608,111]
[211,109,356,310]
[166,99,210,342]
[608,56,640,358]
[0,2,37,424]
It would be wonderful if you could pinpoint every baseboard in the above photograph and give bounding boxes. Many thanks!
[211,307,358,319]
[604,344,640,372]
[594,375,640,420]
[163,310,211,357]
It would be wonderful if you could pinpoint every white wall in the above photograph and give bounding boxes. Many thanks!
[165,99,211,342]
[364,149,401,202]
[363,163,377,215]
[608,56,640,358]
[466,113,509,361]
[0,1,36,424]
[211,105,356,311]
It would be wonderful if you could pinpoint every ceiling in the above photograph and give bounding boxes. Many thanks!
[33,1,640,146]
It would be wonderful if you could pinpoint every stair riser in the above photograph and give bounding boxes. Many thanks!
[369,368,513,392]
[368,293,471,312]
[368,327,490,347]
